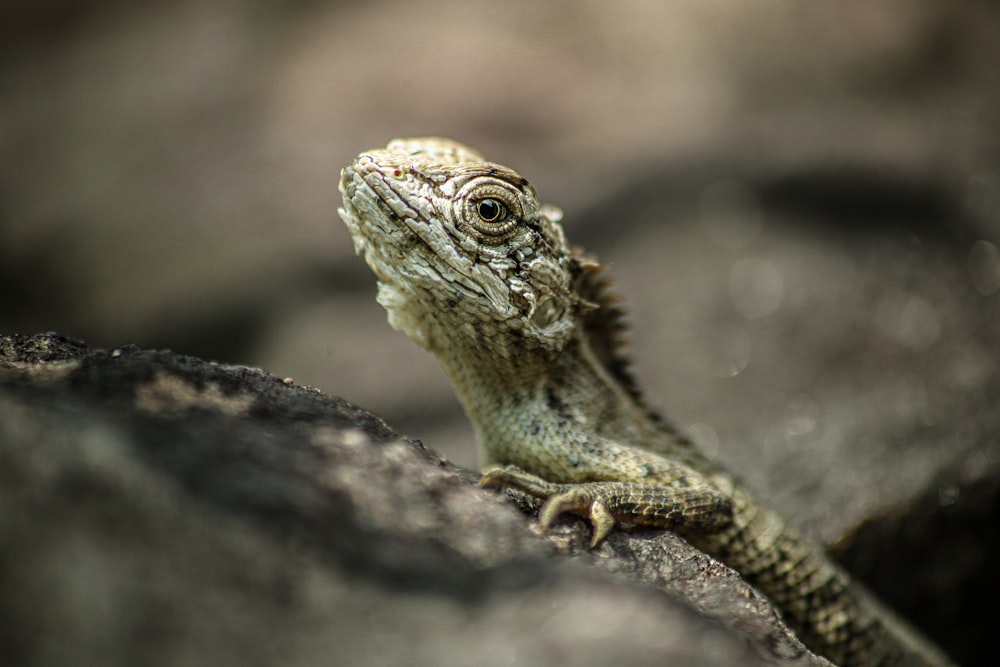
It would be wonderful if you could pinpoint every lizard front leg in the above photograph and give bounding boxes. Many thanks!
[480,465,733,547]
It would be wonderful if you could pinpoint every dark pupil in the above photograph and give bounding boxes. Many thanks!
[476,198,504,223]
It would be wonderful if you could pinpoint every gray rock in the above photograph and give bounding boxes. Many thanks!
[2,332,818,667]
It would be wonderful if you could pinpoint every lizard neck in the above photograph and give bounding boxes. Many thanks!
[432,325,662,472]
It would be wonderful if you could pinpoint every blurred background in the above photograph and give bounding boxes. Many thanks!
[4,3,1000,662]
[3,0,999,524]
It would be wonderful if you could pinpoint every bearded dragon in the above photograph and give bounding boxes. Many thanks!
[338,137,954,667]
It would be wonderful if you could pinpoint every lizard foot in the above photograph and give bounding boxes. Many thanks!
[480,465,733,547]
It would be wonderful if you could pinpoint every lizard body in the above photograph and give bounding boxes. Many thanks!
[338,137,953,667]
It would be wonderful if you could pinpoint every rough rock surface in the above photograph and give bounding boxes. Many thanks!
[2,332,827,667]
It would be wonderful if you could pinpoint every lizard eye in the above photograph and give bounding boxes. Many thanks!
[465,194,519,238]
[455,179,525,242]
[476,198,506,223]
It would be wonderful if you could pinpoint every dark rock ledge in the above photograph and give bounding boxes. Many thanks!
[1,332,983,666]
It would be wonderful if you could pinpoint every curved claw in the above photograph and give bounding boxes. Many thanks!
[587,502,615,547]
[478,465,510,489]
[537,491,585,528]
[538,489,616,548]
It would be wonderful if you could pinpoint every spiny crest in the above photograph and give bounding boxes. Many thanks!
[570,250,643,407]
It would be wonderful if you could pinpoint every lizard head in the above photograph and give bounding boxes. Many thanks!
[339,137,588,359]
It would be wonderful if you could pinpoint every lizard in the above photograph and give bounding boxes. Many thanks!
[337,137,955,667]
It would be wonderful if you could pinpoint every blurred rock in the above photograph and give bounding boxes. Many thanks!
[2,332,820,667]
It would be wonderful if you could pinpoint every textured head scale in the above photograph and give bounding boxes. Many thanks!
[339,137,586,357]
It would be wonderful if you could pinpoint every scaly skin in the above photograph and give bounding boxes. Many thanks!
[338,137,953,667]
